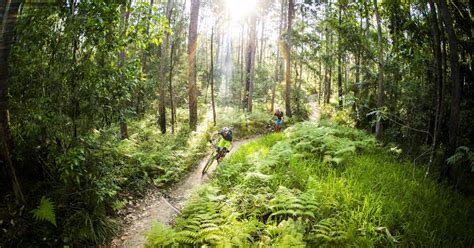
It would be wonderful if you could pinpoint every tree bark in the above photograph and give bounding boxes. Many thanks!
[243,11,257,112]
[437,0,461,157]
[0,0,24,203]
[428,0,443,164]
[119,0,131,139]
[138,0,155,116]
[169,0,187,133]
[187,0,200,130]
[169,40,176,133]
[259,6,265,66]
[271,0,286,112]
[285,0,294,117]
[159,0,174,134]
[353,13,362,116]
[374,0,384,139]
[324,1,332,105]
[337,3,343,108]
[210,27,216,126]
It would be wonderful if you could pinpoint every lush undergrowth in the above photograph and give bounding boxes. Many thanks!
[146,121,474,247]
[1,107,273,247]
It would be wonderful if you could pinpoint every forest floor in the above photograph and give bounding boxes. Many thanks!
[109,96,319,248]
[109,136,259,248]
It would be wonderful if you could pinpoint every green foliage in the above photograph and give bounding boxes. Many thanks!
[447,146,474,172]
[214,106,272,139]
[147,121,474,247]
[31,196,57,227]
[287,122,376,168]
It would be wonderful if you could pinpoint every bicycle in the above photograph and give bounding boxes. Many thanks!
[201,138,230,175]
[267,118,284,133]
[267,119,276,132]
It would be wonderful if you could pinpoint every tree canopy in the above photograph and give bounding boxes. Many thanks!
[0,0,472,246]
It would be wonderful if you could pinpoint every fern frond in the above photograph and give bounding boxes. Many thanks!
[31,196,56,226]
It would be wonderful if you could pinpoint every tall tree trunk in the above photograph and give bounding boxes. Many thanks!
[259,7,265,66]
[210,27,216,126]
[324,30,333,105]
[428,0,443,164]
[318,53,322,104]
[337,3,343,108]
[243,11,257,112]
[323,1,332,105]
[119,0,131,140]
[353,13,362,117]
[239,25,244,108]
[0,0,24,203]
[364,1,370,94]
[168,0,186,133]
[285,0,294,117]
[374,0,384,139]
[159,0,173,133]
[138,0,155,116]
[437,0,461,158]
[169,41,176,133]
[187,0,200,130]
[271,0,286,112]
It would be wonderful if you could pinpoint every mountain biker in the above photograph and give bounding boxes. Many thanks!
[212,127,233,162]
[274,108,284,132]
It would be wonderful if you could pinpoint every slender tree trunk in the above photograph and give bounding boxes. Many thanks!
[353,14,362,116]
[259,7,265,66]
[168,0,186,133]
[271,0,285,112]
[324,1,332,105]
[138,0,155,115]
[0,0,24,203]
[240,25,244,108]
[210,27,216,126]
[318,54,322,104]
[244,12,257,112]
[169,41,176,133]
[337,3,343,108]
[428,0,443,164]
[364,1,370,94]
[187,0,200,130]
[374,0,384,139]
[159,0,173,133]
[119,0,130,139]
[285,0,294,117]
[437,0,460,158]
[325,30,333,105]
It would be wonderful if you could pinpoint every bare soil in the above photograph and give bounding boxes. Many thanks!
[109,98,319,248]
[109,136,259,248]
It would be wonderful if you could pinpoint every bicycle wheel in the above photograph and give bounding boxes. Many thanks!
[202,154,216,175]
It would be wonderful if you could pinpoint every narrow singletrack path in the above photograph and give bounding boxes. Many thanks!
[110,98,319,247]
[110,136,260,248]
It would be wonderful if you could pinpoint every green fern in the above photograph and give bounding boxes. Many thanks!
[31,196,57,226]
[313,217,348,244]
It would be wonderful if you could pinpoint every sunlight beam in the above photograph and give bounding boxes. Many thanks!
[224,0,257,20]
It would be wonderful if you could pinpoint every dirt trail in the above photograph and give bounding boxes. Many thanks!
[308,94,320,123]
[110,136,259,248]
[110,98,319,248]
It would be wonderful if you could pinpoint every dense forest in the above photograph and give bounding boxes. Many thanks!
[0,0,473,247]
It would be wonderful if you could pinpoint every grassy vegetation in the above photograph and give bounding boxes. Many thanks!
[2,107,273,247]
[146,121,474,247]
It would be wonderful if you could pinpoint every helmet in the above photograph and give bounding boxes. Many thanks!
[221,127,230,135]
[220,127,232,141]
[275,108,281,115]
